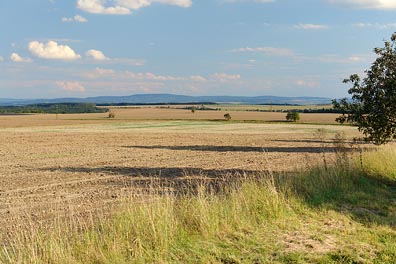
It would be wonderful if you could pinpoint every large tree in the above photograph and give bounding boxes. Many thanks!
[333,33,396,145]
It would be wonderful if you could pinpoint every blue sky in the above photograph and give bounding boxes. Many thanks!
[1,0,396,99]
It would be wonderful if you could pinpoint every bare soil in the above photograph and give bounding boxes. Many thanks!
[0,111,361,230]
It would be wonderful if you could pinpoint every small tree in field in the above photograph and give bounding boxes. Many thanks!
[224,113,232,121]
[191,106,196,113]
[286,111,300,122]
[333,33,396,145]
[108,111,115,118]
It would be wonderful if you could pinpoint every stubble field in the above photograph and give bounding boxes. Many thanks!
[0,108,360,230]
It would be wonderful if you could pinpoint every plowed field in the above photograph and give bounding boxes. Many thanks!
[0,110,361,229]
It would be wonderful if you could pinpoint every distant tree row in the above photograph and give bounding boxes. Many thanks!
[245,108,340,113]
[0,103,108,114]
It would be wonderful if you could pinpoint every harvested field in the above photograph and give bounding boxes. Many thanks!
[0,109,361,230]
[0,108,341,129]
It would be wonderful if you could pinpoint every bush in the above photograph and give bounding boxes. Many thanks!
[108,111,115,118]
[224,113,231,121]
[286,112,300,122]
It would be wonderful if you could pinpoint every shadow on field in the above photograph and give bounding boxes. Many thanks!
[40,166,276,194]
[43,166,262,179]
[272,139,337,144]
[123,145,346,153]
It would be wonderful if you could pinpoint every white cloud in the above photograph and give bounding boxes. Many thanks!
[327,0,396,9]
[83,67,115,78]
[153,0,192,7]
[84,67,184,81]
[352,22,396,29]
[210,73,241,82]
[86,49,108,60]
[230,47,295,56]
[190,75,207,82]
[10,53,32,63]
[109,58,145,66]
[294,79,320,88]
[77,0,131,14]
[28,41,81,60]
[77,0,191,15]
[62,15,88,23]
[115,0,152,9]
[56,81,86,92]
[0,56,4,62]
[348,56,365,62]
[125,72,185,81]
[293,23,329,30]
[317,54,369,64]
[84,68,230,84]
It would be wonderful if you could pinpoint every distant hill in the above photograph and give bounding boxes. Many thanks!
[0,94,332,106]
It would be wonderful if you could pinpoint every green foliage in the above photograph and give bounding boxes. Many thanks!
[224,113,232,121]
[0,103,107,114]
[333,33,396,145]
[286,111,300,122]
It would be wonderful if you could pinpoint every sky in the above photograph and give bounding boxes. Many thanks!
[1,0,396,99]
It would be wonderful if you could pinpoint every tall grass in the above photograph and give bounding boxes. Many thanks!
[2,145,396,263]
[361,144,396,181]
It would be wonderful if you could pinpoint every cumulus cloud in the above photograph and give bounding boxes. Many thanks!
[327,0,396,9]
[86,49,108,60]
[77,0,131,14]
[293,23,328,30]
[56,81,86,92]
[115,0,151,9]
[28,41,81,60]
[230,47,294,56]
[10,53,32,63]
[62,15,88,23]
[77,0,191,15]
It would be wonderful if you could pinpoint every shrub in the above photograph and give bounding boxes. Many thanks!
[224,113,231,121]
[286,112,300,122]
[108,111,115,118]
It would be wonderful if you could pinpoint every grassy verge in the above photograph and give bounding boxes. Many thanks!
[2,146,396,263]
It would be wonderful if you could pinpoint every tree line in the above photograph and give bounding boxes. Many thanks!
[0,103,108,114]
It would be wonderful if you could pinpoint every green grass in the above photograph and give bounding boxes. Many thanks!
[2,146,396,263]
